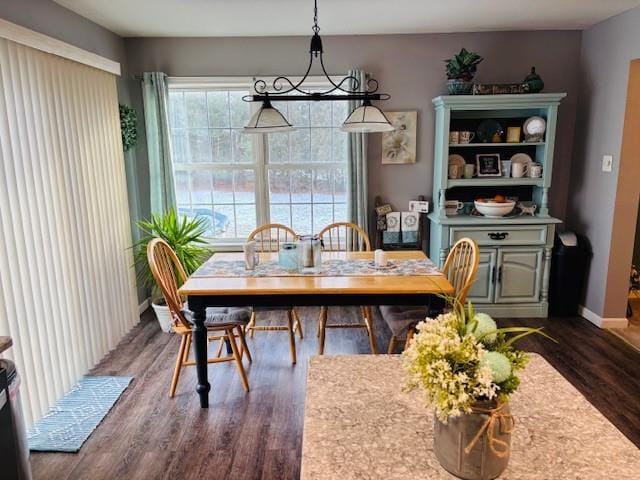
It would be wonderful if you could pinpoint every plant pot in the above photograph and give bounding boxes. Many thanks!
[151,299,174,333]
[447,79,474,95]
[433,401,512,480]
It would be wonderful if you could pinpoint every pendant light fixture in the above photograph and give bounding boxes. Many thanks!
[243,0,393,134]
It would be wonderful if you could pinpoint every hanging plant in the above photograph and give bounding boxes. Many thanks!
[119,104,138,152]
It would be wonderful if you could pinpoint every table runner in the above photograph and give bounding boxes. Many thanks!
[192,257,440,278]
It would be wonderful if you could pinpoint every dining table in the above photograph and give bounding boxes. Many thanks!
[178,250,454,408]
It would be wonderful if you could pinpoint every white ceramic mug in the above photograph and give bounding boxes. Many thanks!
[529,163,542,178]
[444,200,464,215]
[463,164,475,179]
[460,131,475,144]
[511,163,528,178]
[448,164,460,179]
[449,131,460,144]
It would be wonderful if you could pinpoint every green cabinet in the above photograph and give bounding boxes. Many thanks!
[428,94,565,318]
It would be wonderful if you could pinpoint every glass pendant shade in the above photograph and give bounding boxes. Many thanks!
[341,103,395,133]
[243,101,295,134]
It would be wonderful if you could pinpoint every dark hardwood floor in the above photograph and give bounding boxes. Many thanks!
[31,308,640,480]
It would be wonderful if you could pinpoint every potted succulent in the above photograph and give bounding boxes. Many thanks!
[133,209,212,333]
[445,48,484,95]
[403,300,553,479]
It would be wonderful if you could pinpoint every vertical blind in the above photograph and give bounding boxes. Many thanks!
[0,37,139,427]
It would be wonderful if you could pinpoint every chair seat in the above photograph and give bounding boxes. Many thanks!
[183,307,252,327]
[379,305,428,337]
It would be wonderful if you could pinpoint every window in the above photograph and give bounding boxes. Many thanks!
[168,78,349,244]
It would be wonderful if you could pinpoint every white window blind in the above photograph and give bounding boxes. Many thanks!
[0,37,139,427]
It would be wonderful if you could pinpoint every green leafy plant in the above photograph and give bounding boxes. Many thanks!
[403,297,555,421]
[133,209,212,295]
[445,48,484,81]
[119,104,138,152]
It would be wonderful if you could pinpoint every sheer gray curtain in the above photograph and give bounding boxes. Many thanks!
[142,72,176,214]
[346,68,369,233]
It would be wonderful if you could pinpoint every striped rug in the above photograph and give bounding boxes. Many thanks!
[27,376,132,452]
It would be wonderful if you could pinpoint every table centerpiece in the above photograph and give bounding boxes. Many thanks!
[402,301,552,480]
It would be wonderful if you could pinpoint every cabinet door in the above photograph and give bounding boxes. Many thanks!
[495,248,542,303]
[467,249,497,304]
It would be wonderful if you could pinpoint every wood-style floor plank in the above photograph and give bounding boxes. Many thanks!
[30,308,640,480]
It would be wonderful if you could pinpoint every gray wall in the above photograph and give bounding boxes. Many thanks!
[567,6,640,318]
[124,31,582,228]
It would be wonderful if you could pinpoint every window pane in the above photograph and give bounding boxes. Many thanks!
[268,132,290,164]
[291,204,312,235]
[291,169,312,203]
[169,91,186,128]
[268,169,290,204]
[213,171,234,203]
[214,204,235,238]
[290,129,310,164]
[190,170,212,204]
[230,91,251,128]
[235,204,256,238]
[334,202,347,223]
[232,129,253,163]
[313,169,333,203]
[310,101,332,127]
[332,130,348,162]
[207,91,229,128]
[332,101,349,127]
[211,129,232,163]
[334,167,347,203]
[185,92,208,128]
[172,130,187,164]
[310,128,332,162]
[234,170,255,204]
[313,203,334,233]
[289,101,310,127]
[270,204,290,226]
[187,129,212,163]
[174,170,189,204]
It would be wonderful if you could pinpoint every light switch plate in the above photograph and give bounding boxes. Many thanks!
[602,155,613,172]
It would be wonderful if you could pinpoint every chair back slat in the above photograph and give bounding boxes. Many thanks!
[147,238,191,329]
[247,223,298,252]
[318,222,371,252]
[442,237,480,304]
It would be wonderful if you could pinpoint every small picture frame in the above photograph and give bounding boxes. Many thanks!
[476,154,502,177]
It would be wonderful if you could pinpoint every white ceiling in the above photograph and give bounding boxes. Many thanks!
[54,0,640,37]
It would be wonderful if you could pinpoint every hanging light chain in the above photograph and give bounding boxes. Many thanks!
[312,0,320,34]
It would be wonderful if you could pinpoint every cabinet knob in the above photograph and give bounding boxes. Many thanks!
[488,232,509,240]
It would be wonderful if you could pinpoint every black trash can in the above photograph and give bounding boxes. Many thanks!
[0,359,32,480]
[549,232,591,316]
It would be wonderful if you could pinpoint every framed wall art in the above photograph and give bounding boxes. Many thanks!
[381,111,418,164]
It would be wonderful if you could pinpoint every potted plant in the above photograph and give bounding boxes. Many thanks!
[445,48,483,95]
[133,209,212,333]
[402,301,553,479]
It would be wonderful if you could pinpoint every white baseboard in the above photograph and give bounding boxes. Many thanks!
[138,298,151,315]
[578,305,628,329]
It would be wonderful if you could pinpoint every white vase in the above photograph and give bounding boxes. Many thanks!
[152,299,174,333]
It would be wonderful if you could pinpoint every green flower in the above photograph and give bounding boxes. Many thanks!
[466,313,497,344]
[483,351,512,383]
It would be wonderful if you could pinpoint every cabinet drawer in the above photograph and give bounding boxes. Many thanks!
[450,226,547,246]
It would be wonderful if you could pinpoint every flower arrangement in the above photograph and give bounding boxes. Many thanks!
[403,301,550,422]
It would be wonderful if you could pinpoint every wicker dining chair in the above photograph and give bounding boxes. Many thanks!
[147,238,252,397]
[317,222,376,354]
[381,237,480,353]
[245,223,302,364]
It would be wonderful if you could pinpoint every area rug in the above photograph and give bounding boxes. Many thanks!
[27,376,132,452]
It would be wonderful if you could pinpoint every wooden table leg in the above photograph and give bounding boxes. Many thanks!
[191,303,210,408]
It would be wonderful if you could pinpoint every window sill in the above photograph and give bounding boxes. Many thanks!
[207,241,244,252]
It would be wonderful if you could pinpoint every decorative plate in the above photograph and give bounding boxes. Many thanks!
[476,119,504,143]
[523,116,546,142]
[448,154,466,169]
[510,153,533,168]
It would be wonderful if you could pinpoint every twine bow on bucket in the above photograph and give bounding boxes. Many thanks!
[463,402,515,457]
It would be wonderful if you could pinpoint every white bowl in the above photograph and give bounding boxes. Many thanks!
[474,199,516,218]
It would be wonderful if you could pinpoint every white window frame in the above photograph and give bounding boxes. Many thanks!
[166,75,349,249]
